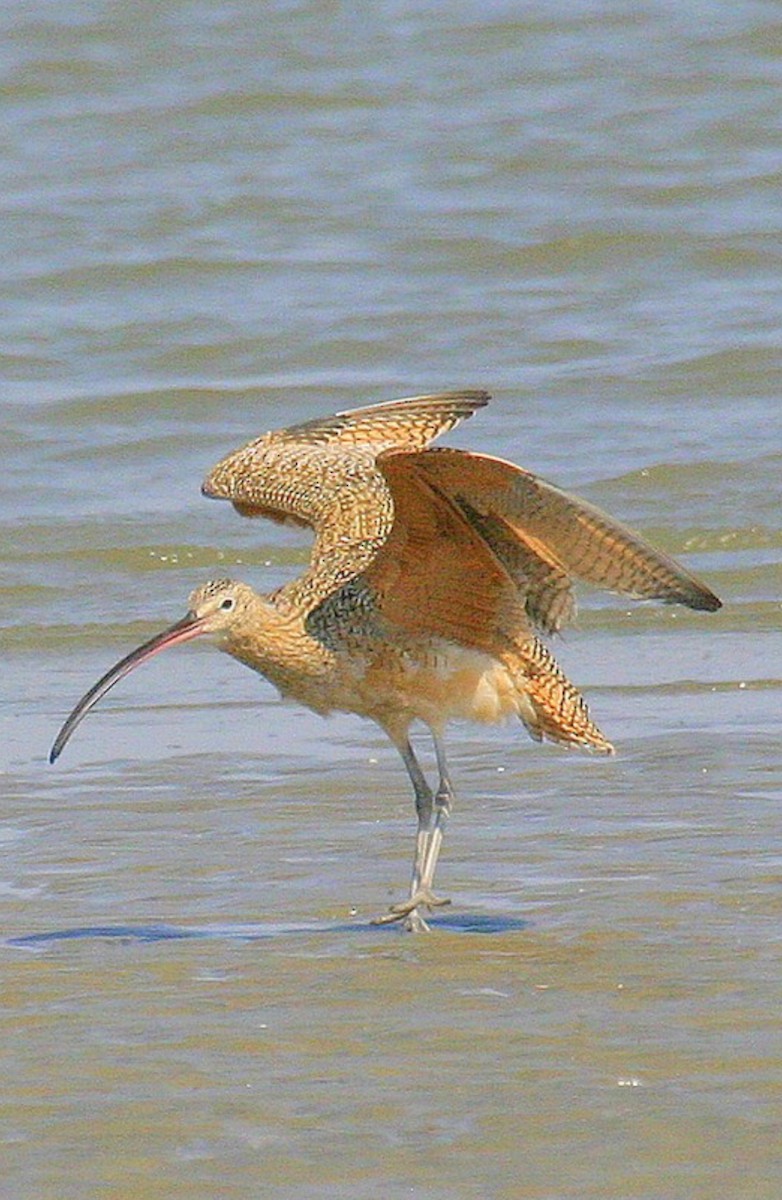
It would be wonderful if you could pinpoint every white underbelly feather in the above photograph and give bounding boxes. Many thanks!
[351,643,521,728]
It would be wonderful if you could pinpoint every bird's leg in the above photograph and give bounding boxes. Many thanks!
[372,730,451,932]
[418,730,454,900]
[402,737,434,900]
[372,735,433,931]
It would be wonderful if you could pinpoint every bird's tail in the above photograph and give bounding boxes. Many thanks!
[502,637,614,755]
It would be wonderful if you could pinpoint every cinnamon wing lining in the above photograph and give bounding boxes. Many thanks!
[359,450,614,755]
[408,448,721,632]
[453,502,576,635]
[362,449,529,654]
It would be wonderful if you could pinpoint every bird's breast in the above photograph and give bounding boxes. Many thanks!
[345,641,520,728]
[223,608,519,729]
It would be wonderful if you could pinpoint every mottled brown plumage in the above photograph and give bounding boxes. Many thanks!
[51,391,721,930]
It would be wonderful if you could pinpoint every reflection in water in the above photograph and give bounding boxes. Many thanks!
[7,911,531,948]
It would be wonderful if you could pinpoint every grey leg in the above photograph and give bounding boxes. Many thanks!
[372,729,452,932]
[419,730,454,897]
[399,736,434,900]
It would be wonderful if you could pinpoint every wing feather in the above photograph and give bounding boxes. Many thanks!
[265,390,489,449]
[409,449,721,631]
[362,450,528,653]
[201,391,489,529]
[201,396,720,635]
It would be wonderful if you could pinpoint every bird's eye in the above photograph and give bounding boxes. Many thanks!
[220,597,235,611]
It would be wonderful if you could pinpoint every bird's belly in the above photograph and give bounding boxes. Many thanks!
[348,643,520,728]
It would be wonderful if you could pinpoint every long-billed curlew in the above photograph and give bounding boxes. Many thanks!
[50,391,720,930]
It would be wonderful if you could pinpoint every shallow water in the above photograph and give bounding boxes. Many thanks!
[2,2,781,1197]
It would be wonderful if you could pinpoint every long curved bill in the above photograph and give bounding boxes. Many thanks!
[49,611,208,764]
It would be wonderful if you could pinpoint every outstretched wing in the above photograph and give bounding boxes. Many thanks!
[264,390,489,450]
[356,450,615,755]
[201,391,489,528]
[403,448,720,633]
[361,449,528,655]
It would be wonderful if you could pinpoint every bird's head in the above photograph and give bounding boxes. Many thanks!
[185,578,260,638]
[49,577,261,763]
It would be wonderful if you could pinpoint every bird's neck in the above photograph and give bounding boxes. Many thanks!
[221,592,333,690]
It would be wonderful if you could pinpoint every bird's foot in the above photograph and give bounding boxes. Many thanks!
[370,887,451,931]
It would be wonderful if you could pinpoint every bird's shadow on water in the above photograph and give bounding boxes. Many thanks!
[6,911,529,949]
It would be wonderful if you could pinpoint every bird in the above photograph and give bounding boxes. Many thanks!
[50,391,721,930]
